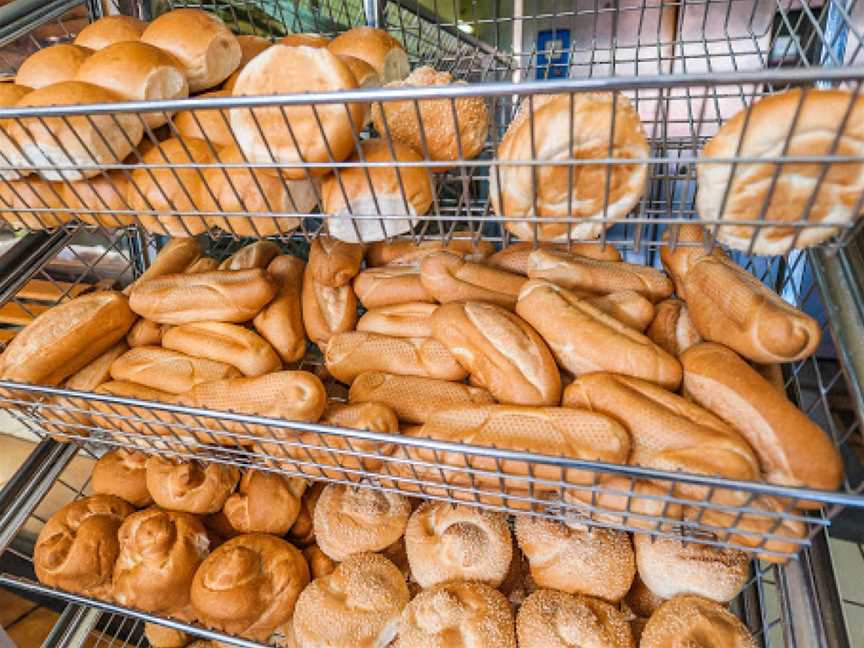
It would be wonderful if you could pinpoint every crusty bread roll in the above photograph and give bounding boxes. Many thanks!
[221,35,271,91]
[356,302,438,338]
[143,623,189,648]
[16,44,92,88]
[219,240,281,271]
[645,298,701,355]
[223,471,306,535]
[313,483,410,560]
[659,224,727,296]
[404,501,512,587]
[131,237,203,289]
[515,516,635,602]
[65,340,127,392]
[293,553,409,648]
[338,54,379,89]
[366,237,496,266]
[352,265,434,309]
[0,291,135,385]
[0,177,68,229]
[145,456,239,514]
[113,507,210,613]
[420,251,526,309]
[562,479,684,532]
[129,268,277,324]
[279,33,331,47]
[578,290,655,331]
[301,265,358,349]
[62,171,134,227]
[162,321,281,377]
[141,9,240,92]
[110,345,241,393]
[487,241,622,275]
[349,371,494,423]
[91,449,153,507]
[288,481,324,547]
[516,280,682,389]
[517,589,634,648]
[491,92,648,241]
[186,257,219,273]
[325,331,467,384]
[173,90,234,147]
[89,380,180,439]
[34,495,134,597]
[640,595,757,648]
[253,255,307,363]
[75,41,188,127]
[322,138,433,243]
[399,581,516,648]
[231,45,364,178]
[372,66,488,168]
[303,544,337,580]
[681,342,843,494]
[430,301,561,405]
[0,86,35,180]
[328,26,408,82]
[625,573,666,619]
[308,236,364,287]
[633,534,749,603]
[192,533,310,641]
[74,16,147,49]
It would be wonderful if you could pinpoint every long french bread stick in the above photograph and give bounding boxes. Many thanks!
[162,321,281,377]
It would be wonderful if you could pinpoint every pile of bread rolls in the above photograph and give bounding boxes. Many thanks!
[35,449,759,647]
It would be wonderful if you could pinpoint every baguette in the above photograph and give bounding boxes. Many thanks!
[110,346,241,394]
[430,301,561,406]
[681,343,842,496]
[325,331,467,384]
[527,249,672,302]
[126,318,164,347]
[352,265,434,309]
[219,240,281,270]
[162,321,281,377]
[486,242,621,275]
[581,290,655,332]
[253,255,307,363]
[645,298,702,356]
[420,252,526,309]
[349,371,495,423]
[516,280,682,390]
[659,224,728,296]
[356,302,438,338]
[185,257,220,273]
[123,238,202,295]
[308,237,364,287]
[128,269,277,325]
[301,265,358,349]
[366,238,495,266]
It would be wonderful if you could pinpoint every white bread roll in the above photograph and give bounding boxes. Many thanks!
[130,237,203,288]
[366,237,496,266]
[143,623,188,648]
[91,449,152,508]
[219,240,281,270]
[75,41,188,127]
[16,44,92,88]
[301,264,358,349]
[487,241,621,275]
[223,471,306,535]
[307,236,364,287]
[0,177,68,229]
[145,456,239,514]
[231,45,365,179]
[420,251,526,309]
[322,138,434,243]
[328,27,408,81]
[62,171,134,227]
[253,255,307,363]
[491,92,648,241]
[74,16,147,49]
[640,596,756,648]
[141,8,240,92]
[172,89,234,147]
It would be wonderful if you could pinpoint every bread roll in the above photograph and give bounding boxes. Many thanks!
[253,255,307,362]
[517,589,634,648]
[325,331,467,383]
[287,481,325,547]
[491,92,648,241]
[75,41,188,128]
[223,471,306,535]
[580,290,655,331]
[659,224,727,295]
[405,501,512,587]
[337,55,379,123]
[646,298,701,355]
[91,449,153,507]
[372,66,488,168]
[356,302,438,338]
[352,265,434,309]
[219,240,281,271]
[0,84,33,180]
[62,171,134,227]
[279,33,331,47]
[754,361,787,393]
[16,44,92,88]
[34,495,134,597]
[129,268,277,324]
[143,623,188,648]
[0,291,135,385]
[322,139,433,243]
[301,265,358,349]
[308,236,364,287]
[328,27,408,81]
[515,516,635,602]
[487,241,622,275]
[302,544,337,580]
[293,553,409,648]
[562,479,684,532]
[681,342,843,494]
[221,35,271,91]
[110,345,241,393]
[162,321,281,377]
[0,177,68,229]
[186,257,219,273]
[430,301,561,405]
[129,137,211,236]
[516,280,682,389]
[366,237,495,266]
[74,15,147,49]
[231,45,364,178]
[192,534,310,641]
[113,508,210,613]
[420,251,526,309]
[89,380,180,439]
[640,595,756,648]
[131,237,203,288]
[625,573,666,619]
[145,456,239,514]
[173,89,234,146]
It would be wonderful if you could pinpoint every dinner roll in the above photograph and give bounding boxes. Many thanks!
[172,90,234,147]
[372,66,488,169]
[328,26,408,81]
[141,8,241,92]
[0,177,68,229]
[113,507,210,613]
[293,553,409,648]
[288,481,325,547]
[221,35,271,91]
[634,534,750,603]
[191,534,310,640]
[91,449,152,507]
[338,54,380,89]
[517,589,634,648]
[640,595,757,648]
[16,44,92,88]
[399,581,517,648]
[515,516,635,603]
[491,92,648,241]
[314,483,410,560]
[231,45,365,179]
[34,495,134,597]
[223,471,306,535]
[145,456,239,514]
[62,171,134,227]
[405,501,512,588]
[74,16,147,49]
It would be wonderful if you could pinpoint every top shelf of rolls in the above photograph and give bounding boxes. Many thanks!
[0,0,862,255]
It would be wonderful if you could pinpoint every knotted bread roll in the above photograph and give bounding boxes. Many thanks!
[640,595,757,648]
[223,471,306,535]
[91,449,153,507]
[145,456,239,514]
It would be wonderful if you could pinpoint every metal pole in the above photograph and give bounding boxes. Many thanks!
[363,0,384,28]
[42,606,101,648]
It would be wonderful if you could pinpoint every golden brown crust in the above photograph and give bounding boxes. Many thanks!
[218,240,281,271]
[16,44,92,88]
[130,238,203,289]
[308,236,364,287]
[366,238,495,266]
[487,242,622,275]
[126,319,164,347]
[645,298,702,355]
[62,171,134,227]
[356,302,439,338]
[145,456,239,514]
[109,345,242,393]
[640,595,757,648]
[301,264,358,350]
[287,482,325,547]
[223,471,306,535]
[74,16,147,50]
[327,27,408,81]
[420,252,527,309]
[91,449,153,508]
[352,265,435,309]
[173,90,235,147]
[303,544,338,579]
[253,255,307,363]
[162,321,281,377]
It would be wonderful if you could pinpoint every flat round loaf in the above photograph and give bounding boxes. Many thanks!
[223,471,306,535]
[162,321,281,377]
[74,16,147,49]
[145,456,239,514]
[328,26,408,81]
[640,595,757,648]
[16,44,92,88]
[491,92,648,241]
[91,449,153,507]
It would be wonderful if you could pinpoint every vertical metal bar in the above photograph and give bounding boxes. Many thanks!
[512,0,524,84]
[364,0,384,27]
